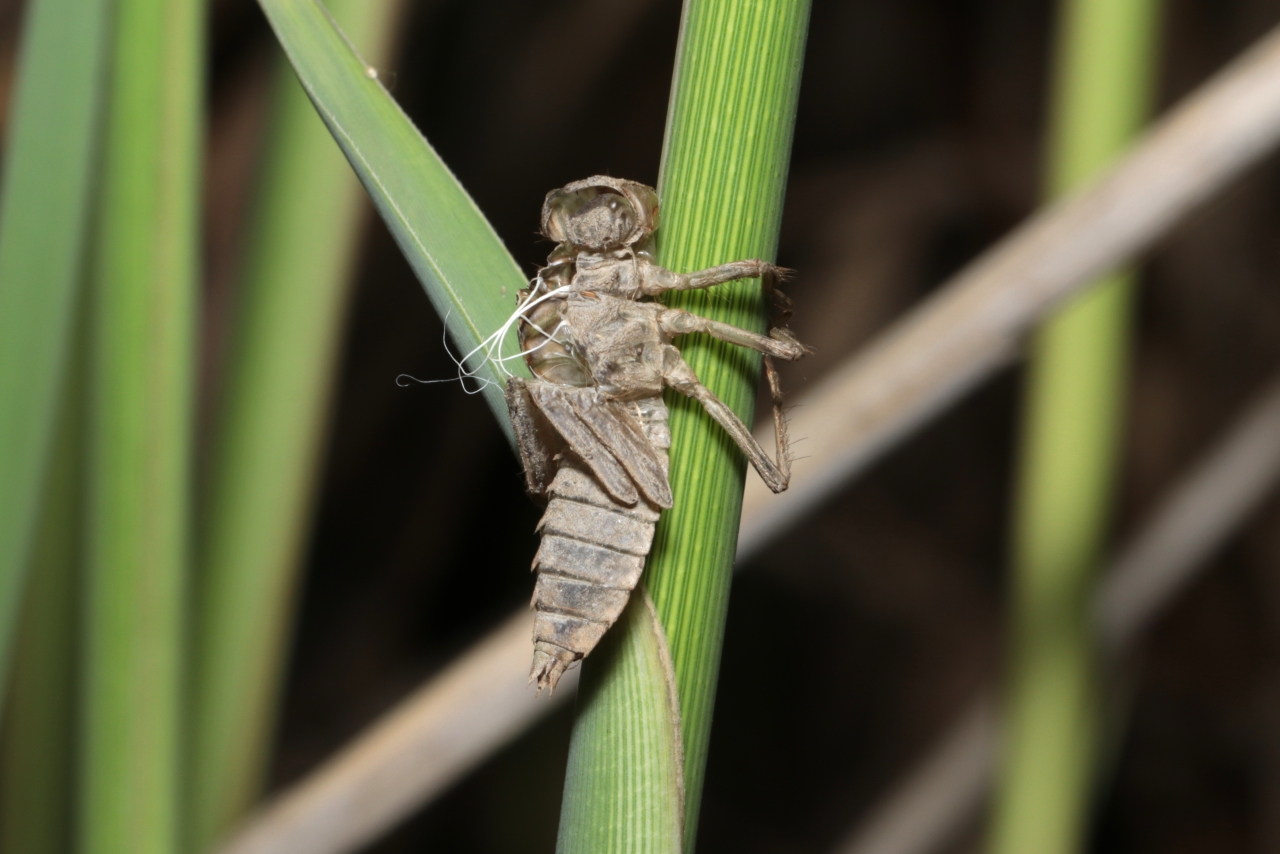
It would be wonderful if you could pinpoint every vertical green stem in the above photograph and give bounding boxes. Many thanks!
[0,374,83,854]
[558,597,687,854]
[0,0,112,843]
[554,4,809,851]
[648,0,810,842]
[988,2,1160,853]
[188,3,400,849]
[0,0,112,701]
[81,0,202,849]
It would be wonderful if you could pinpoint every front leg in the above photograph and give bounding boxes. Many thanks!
[505,377,560,501]
[639,257,788,296]
[658,308,810,361]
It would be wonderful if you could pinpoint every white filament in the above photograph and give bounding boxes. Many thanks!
[401,284,571,394]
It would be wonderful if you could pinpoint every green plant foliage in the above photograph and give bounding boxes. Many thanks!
[0,378,82,854]
[648,0,810,842]
[188,1,402,848]
[988,0,1161,853]
[556,0,811,850]
[80,0,203,850]
[253,0,532,436]
[257,0,810,848]
[0,0,112,704]
[557,594,685,854]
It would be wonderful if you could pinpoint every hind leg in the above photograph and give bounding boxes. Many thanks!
[661,347,789,493]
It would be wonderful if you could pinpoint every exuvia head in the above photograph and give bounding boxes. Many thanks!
[563,192,634,248]
[541,176,660,250]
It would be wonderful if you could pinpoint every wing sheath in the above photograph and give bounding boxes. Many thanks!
[574,397,673,508]
[525,381,639,506]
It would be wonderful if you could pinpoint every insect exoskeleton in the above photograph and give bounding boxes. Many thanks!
[505,176,810,692]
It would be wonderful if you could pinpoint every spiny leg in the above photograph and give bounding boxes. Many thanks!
[762,354,793,487]
[640,258,790,296]
[657,309,803,490]
[756,269,801,486]
[661,347,789,493]
[657,308,809,361]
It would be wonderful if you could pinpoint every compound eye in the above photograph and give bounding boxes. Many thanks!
[604,197,635,238]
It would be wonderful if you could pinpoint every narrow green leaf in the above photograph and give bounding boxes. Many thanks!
[0,370,83,854]
[254,0,531,434]
[648,0,810,844]
[81,0,202,849]
[188,1,403,848]
[557,592,685,854]
[0,0,112,703]
[988,1,1161,853]
[556,1,811,850]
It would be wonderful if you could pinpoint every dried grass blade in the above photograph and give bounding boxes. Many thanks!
[215,612,573,854]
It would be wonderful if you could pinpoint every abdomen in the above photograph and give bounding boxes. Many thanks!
[529,394,669,691]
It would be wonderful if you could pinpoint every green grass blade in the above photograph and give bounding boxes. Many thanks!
[987,1,1161,853]
[81,0,202,849]
[0,373,83,854]
[648,0,810,843]
[556,1,810,850]
[0,0,112,704]
[188,1,403,848]
[254,0,531,434]
[557,594,685,854]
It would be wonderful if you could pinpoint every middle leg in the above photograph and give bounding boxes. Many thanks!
[658,308,810,361]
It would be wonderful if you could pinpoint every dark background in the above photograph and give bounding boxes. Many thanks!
[10,0,1279,850]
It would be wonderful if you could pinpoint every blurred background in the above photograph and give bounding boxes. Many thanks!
[5,0,1280,851]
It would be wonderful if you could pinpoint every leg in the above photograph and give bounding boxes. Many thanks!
[639,257,791,296]
[661,347,791,493]
[505,377,559,500]
[658,308,810,361]
[761,354,793,488]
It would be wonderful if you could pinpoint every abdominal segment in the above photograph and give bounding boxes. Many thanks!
[529,457,663,692]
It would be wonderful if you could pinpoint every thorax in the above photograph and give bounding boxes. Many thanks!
[518,253,669,397]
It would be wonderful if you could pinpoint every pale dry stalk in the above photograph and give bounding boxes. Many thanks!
[833,372,1280,854]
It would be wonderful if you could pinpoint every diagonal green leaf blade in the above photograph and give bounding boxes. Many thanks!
[255,0,531,434]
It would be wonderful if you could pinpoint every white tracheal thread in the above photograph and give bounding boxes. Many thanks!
[397,279,570,393]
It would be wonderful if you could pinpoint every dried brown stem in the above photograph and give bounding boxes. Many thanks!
[830,372,1280,854]
[215,612,575,854]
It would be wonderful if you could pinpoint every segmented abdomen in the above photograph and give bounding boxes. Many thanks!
[529,394,669,691]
